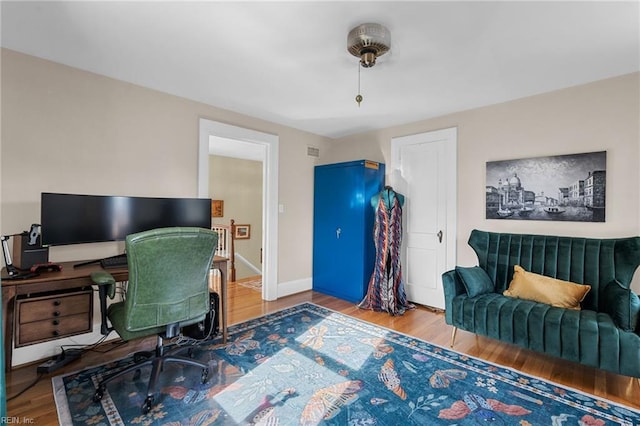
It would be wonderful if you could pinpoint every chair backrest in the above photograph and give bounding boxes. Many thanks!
[468,229,640,311]
[123,227,218,332]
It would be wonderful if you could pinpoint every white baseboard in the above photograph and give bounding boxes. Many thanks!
[235,253,262,275]
[277,277,312,298]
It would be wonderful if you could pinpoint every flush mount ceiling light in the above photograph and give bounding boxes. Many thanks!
[347,23,391,107]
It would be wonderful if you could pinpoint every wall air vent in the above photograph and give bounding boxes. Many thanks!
[307,146,320,157]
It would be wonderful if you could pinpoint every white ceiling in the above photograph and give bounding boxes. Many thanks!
[2,1,638,139]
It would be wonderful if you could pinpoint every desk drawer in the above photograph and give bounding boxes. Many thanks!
[15,288,93,347]
[17,313,92,346]
[18,291,91,323]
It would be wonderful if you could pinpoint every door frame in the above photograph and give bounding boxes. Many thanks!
[390,127,458,292]
[198,119,279,301]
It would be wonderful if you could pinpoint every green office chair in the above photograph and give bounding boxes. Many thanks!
[91,227,218,414]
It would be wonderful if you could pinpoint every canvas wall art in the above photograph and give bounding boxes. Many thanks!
[486,151,606,222]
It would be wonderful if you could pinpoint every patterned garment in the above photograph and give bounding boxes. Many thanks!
[358,191,414,315]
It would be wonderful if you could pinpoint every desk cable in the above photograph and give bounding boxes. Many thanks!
[7,373,44,402]
[174,313,219,347]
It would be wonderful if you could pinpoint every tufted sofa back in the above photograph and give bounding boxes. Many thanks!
[468,229,640,312]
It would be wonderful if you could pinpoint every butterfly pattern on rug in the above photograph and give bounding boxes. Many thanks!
[245,387,297,425]
[300,380,363,424]
[429,369,468,388]
[300,325,328,350]
[359,337,394,359]
[438,392,530,423]
[378,358,407,400]
[53,303,640,426]
[223,329,260,355]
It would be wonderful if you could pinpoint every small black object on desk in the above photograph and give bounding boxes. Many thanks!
[30,262,62,273]
[74,253,128,269]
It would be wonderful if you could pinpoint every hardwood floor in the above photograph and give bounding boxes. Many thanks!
[6,282,640,423]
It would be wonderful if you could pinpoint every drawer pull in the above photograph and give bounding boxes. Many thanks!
[15,289,94,347]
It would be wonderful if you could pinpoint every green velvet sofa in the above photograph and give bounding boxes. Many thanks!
[443,229,640,379]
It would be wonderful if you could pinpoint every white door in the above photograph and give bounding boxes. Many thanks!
[390,128,457,309]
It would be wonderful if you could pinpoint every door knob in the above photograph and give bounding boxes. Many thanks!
[437,230,443,243]
[336,228,342,239]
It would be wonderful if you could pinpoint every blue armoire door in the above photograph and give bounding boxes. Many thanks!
[312,160,385,302]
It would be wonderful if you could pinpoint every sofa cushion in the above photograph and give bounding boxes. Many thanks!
[456,266,495,298]
[602,279,640,332]
[503,265,591,310]
[449,292,640,376]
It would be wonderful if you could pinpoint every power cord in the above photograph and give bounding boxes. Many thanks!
[60,331,111,354]
[87,339,128,354]
[7,373,44,402]
[36,331,115,375]
[174,313,218,347]
[62,332,129,355]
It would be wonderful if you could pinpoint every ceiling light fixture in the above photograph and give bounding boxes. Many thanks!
[347,23,391,107]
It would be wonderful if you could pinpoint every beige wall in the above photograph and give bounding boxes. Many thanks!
[209,155,262,279]
[1,48,327,283]
[2,47,639,364]
[0,48,329,365]
[324,72,640,292]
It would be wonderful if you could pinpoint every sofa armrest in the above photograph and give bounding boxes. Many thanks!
[600,279,640,334]
[442,269,465,325]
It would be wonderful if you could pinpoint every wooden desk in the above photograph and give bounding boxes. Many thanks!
[1,256,228,371]
[212,256,229,344]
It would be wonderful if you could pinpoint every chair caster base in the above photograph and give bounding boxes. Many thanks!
[93,386,104,403]
[201,367,209,384]
[142,395,155,414]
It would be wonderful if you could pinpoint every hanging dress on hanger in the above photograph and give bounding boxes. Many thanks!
[358,188,414,315]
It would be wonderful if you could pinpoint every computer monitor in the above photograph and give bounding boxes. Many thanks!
[41,193,212,246]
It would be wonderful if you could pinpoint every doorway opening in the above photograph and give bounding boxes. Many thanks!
[198,119,279,301]
[210,138,263,288]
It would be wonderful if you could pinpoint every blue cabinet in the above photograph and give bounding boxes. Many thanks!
[312,160,385,302]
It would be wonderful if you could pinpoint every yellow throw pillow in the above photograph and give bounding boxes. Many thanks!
[503,265,591,310]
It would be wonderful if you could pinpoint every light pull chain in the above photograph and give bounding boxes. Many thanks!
[355,62,363,107]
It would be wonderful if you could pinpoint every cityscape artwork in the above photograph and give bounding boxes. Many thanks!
[486,151,606,222]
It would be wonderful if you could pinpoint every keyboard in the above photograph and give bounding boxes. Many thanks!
[100,253,128,269]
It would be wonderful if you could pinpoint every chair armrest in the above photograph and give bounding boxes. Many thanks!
[442,269,465,325]
[90,271,116,336]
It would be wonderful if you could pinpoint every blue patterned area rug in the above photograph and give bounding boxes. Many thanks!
[54,302,639,425]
